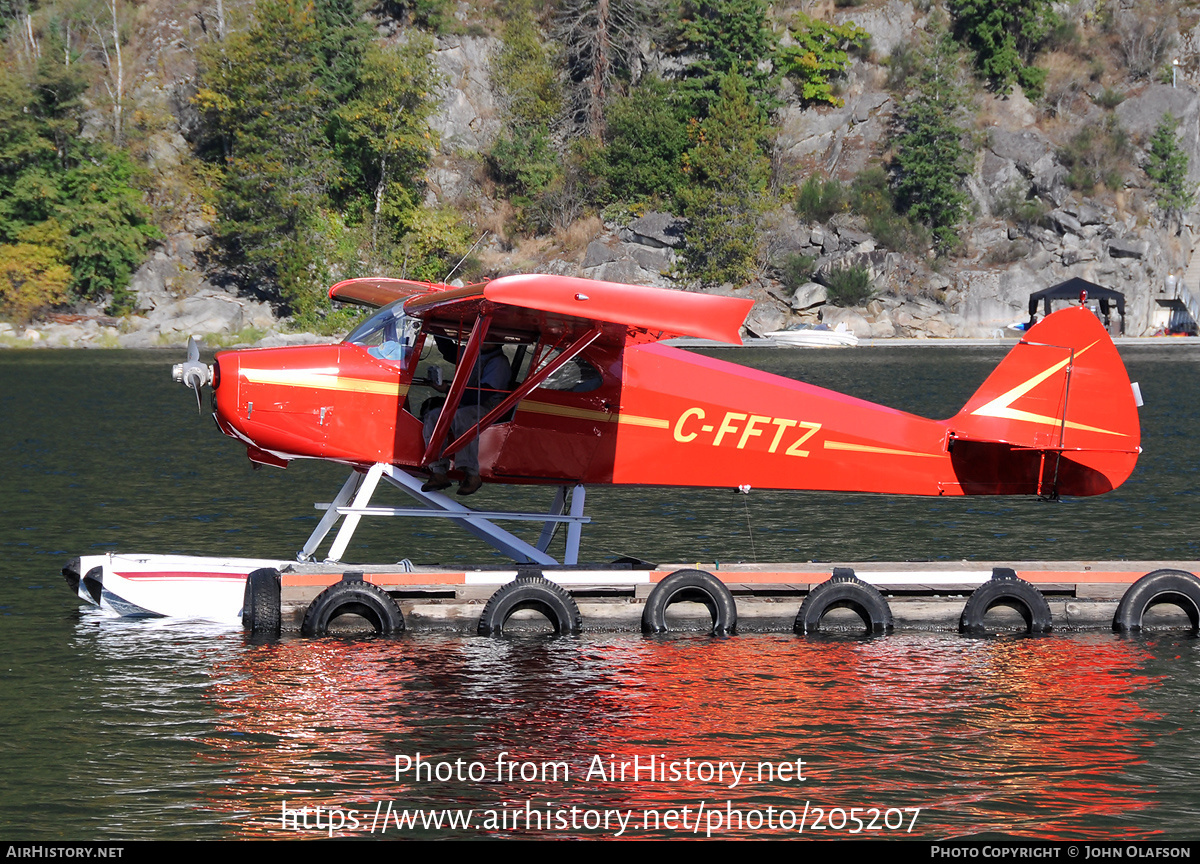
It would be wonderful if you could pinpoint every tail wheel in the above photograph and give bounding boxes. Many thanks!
[641,569,737,636]
[959,569,1052,635]
[301,577,405,637]
[242,567,282,638]
[1113,569,1200,633]
[795,570,892,635]
[477,574,582,636]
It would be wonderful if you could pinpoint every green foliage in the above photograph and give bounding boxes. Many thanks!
[993,183,1049,230]
[779,252,816,291]
[678,74,771,286]
[395,206,473,283]
[1096,87,1126,109]
[948,0,1056,95]
[0,62,158,316]
[195,0,441,322]
[677,0,779,110]
[1145,113,1193,227]
[378,0,458,33]
[1059,117,1130,191]
[58,152,162,313]
[824,264,873,307]
[335,38,440,247]
[888,26,971,253]
[592,76,691,206]
[196,0,342,312]
[778,13,870,107]
[849,166,929,251]
[312,0,373,104]
[795,174,845,222]
[489,129,560,198]
[885,42,922,91]
[493,0,561,128]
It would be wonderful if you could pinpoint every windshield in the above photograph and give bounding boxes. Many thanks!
[344,300,421,363]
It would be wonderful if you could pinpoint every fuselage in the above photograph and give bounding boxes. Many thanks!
[210,311,1139,497]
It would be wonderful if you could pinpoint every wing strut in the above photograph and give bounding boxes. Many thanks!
[420,313,491,467]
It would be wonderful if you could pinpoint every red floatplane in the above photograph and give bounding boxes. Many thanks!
[65,273,1143,623]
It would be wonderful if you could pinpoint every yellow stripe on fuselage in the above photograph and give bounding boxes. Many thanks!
[241,368,408,398]
[516,400,669,429]
[823,441,943,458]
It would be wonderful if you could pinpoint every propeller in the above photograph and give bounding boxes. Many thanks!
[171,336,212,414]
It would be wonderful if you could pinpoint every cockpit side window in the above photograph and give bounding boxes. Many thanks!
[533,350,604,392]
[345,300,421,364]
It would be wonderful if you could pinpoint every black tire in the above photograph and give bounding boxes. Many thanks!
[477,575,582,636]
[301,578,405,637]
[1113,569,1200,633]
[959,568,1052,635]
[242,567,281,637]
[794,570,892,635]
[641,569,737,636]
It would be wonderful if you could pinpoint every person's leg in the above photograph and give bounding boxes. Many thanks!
[451,405,484,495]
[421,407,451,491]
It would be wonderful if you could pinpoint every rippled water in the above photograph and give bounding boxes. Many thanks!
[2,346,1199,840]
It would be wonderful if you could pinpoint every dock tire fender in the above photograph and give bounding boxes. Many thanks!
[477,575,582,637]
[242,567,282,637]
[301,579,405,637]
[641,569,737,636]
[1113,569,1200,633]
[795,572,892,635]
[959,571,1052,634]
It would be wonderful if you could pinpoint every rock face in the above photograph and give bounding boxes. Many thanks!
[579,213,685,288]
[428,35,502,155]
[14,2,1200,349]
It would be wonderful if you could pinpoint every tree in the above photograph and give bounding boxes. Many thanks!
[554,0,662,138]
[948,0,1055,96]
[1145,113,1194,231]
[889,25,971,253]
[195,0,343,312]
[89,0,127,145]
[678,74,771,286]
[0,230,71,322]
[677,0,779,111]
[777,13,869,107]
[491,0,561,129]
[0,60,157,314]
[335,38,440,252]
[594,76,691,205]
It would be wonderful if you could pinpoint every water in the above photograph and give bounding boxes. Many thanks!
[2,345,1199,840]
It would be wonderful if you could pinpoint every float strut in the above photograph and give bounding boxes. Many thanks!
[298,468,366,562]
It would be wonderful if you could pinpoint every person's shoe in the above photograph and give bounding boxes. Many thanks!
[457,473,483,496]
[422,472,451,492]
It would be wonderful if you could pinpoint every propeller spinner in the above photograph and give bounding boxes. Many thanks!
[171,336,212,414]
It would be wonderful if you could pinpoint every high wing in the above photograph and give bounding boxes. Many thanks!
[331,274,754,345]
[328,277,449,308]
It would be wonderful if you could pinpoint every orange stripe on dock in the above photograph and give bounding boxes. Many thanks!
[281,571,468,588]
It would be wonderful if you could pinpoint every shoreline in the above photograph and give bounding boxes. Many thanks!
[4,332,1199,350]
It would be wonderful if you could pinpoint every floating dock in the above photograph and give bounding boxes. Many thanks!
[63,555,1200,637]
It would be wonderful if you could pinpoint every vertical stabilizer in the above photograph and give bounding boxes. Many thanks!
[948,306,1140,496]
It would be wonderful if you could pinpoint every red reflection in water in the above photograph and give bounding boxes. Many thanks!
[198,634,1162,840]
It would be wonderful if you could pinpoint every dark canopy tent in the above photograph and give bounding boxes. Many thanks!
[1028,278,1125,333]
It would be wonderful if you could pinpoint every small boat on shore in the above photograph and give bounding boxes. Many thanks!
[766,323,859,347]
